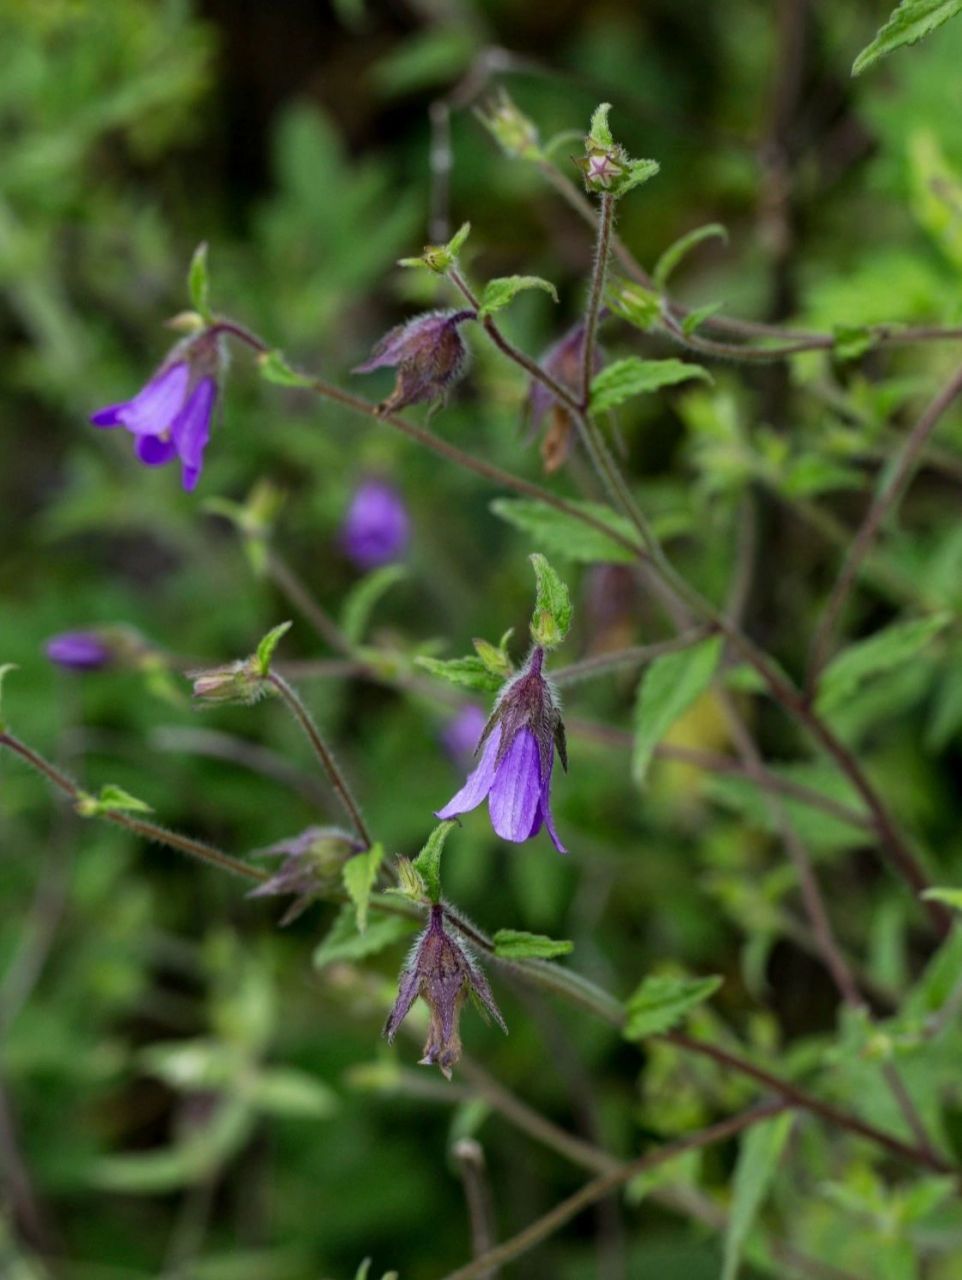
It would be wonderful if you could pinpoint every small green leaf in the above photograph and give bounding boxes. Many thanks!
[399,222,471,273]
[654,223,728,290]
[612,158,660,198]
[492,929,574,960]
[188,242,211,320]
[607,280,662,331]
[341,565,407,647]
[624,973,723,1039]
[852,0,962,75]
[77,784,154,817]
[413,821,457,903]
[446,220,471,258]
[833,323,877,362]
[314,905,415,970]
[392,855,427,901]
[816,613,951,714]
[472,635,514,679]
[416,654,504,693]
[254,620,292,675]
[588,102,613,147]
[342,843,385,932]
[0,663,18,732]
[258,349,315,388]
[590,357,710,414]
[722,1112,794,1280]
[490,498,640,564]
[478,275,558,317]
[529,553,572,650]
[633,635,723,784]
[682,302,723,336]
[922,887,962,910]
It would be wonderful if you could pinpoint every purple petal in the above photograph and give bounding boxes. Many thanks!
[341,480,410,569]
[171,377,216,490]
[90,403,128,429]
[135,435,178,467]
[538,779,567,854]
[45,631,112,670]
[487,728,542,843]
[353,323,408,373]
[435,724,501,821]
[384,964,421,1042]
[112,363,190,437]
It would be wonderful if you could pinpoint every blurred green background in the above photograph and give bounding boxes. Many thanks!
[5,0,962,1276]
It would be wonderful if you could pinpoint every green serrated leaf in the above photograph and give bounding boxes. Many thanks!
[342,843,385,932]
[529,553,572,650]
[722,1112,794,1280]
[0,663,18,732]
[492,929,574,960]
[188,241,211,320]
[254,621,292,675]
[633,635,723,784]
[654,223,727,289]
[314,905,414,970]
[258,349,315,388]
[478,275,558,317]
[590,357,710,414]
[588,102,613,147]
[490,498,640,564]
[852,0,962,75]
[416,654,504,693]
[816,613,951,714]
[624,973,723,1039]
[340,565,407,647]
[413,821,457,903]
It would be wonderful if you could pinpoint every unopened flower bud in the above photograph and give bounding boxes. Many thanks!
[436,647,567,852]
[189,658,268,706]
[341,479,410,570]
[45,626,149,672]
[354,309,474,415]
[384,903,507,1079]
[476,89,540,160]
[248,827,364,924]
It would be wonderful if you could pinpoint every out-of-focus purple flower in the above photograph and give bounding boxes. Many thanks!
[341,479,410,570]
[527,321,603,473]
[45,630,115,671]
[436,647,567,852]
[440,704,487,772]
[384,903,506,1079]
[582,564,640,653]
[248,827,364,925]
[90,331,223,491]
[354,309,474,414]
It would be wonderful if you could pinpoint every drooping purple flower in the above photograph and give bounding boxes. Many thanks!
[45,630,115,671]
[440,704,487,772]
[340,479,410,570]
[436,647,567,852]
[384,903,507,1079]
[354,309,474,414]
[248,827,364,925]
[527,321,604,473]
[90,330,223,491]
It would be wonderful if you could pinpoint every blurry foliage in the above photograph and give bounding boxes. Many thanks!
[5,0,962,1278]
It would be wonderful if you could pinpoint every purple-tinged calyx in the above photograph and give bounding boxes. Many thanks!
[354,309,474,415]
[341,479,410,570]
[90,329,224,491]
[384,903,507,1079]
[435,647,567,852]
[248,827,364,925]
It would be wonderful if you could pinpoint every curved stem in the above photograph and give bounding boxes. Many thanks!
[0,732,264,883]
[266,672,373,848]
[580,192,614,408]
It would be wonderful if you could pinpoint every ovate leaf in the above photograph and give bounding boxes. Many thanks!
[413,821,457,903]
[478,275,558,317]
[342,843,385,932]
[490,497,640,564]
[493,929,574,960]
[416,654,503,693]
[633,635,723,784]
[816,613,950,714]
[314,905,415,970]
[529,553,572,649]
[624,973,722,1040]
[852,0,962,75]
[590,357,710,414]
